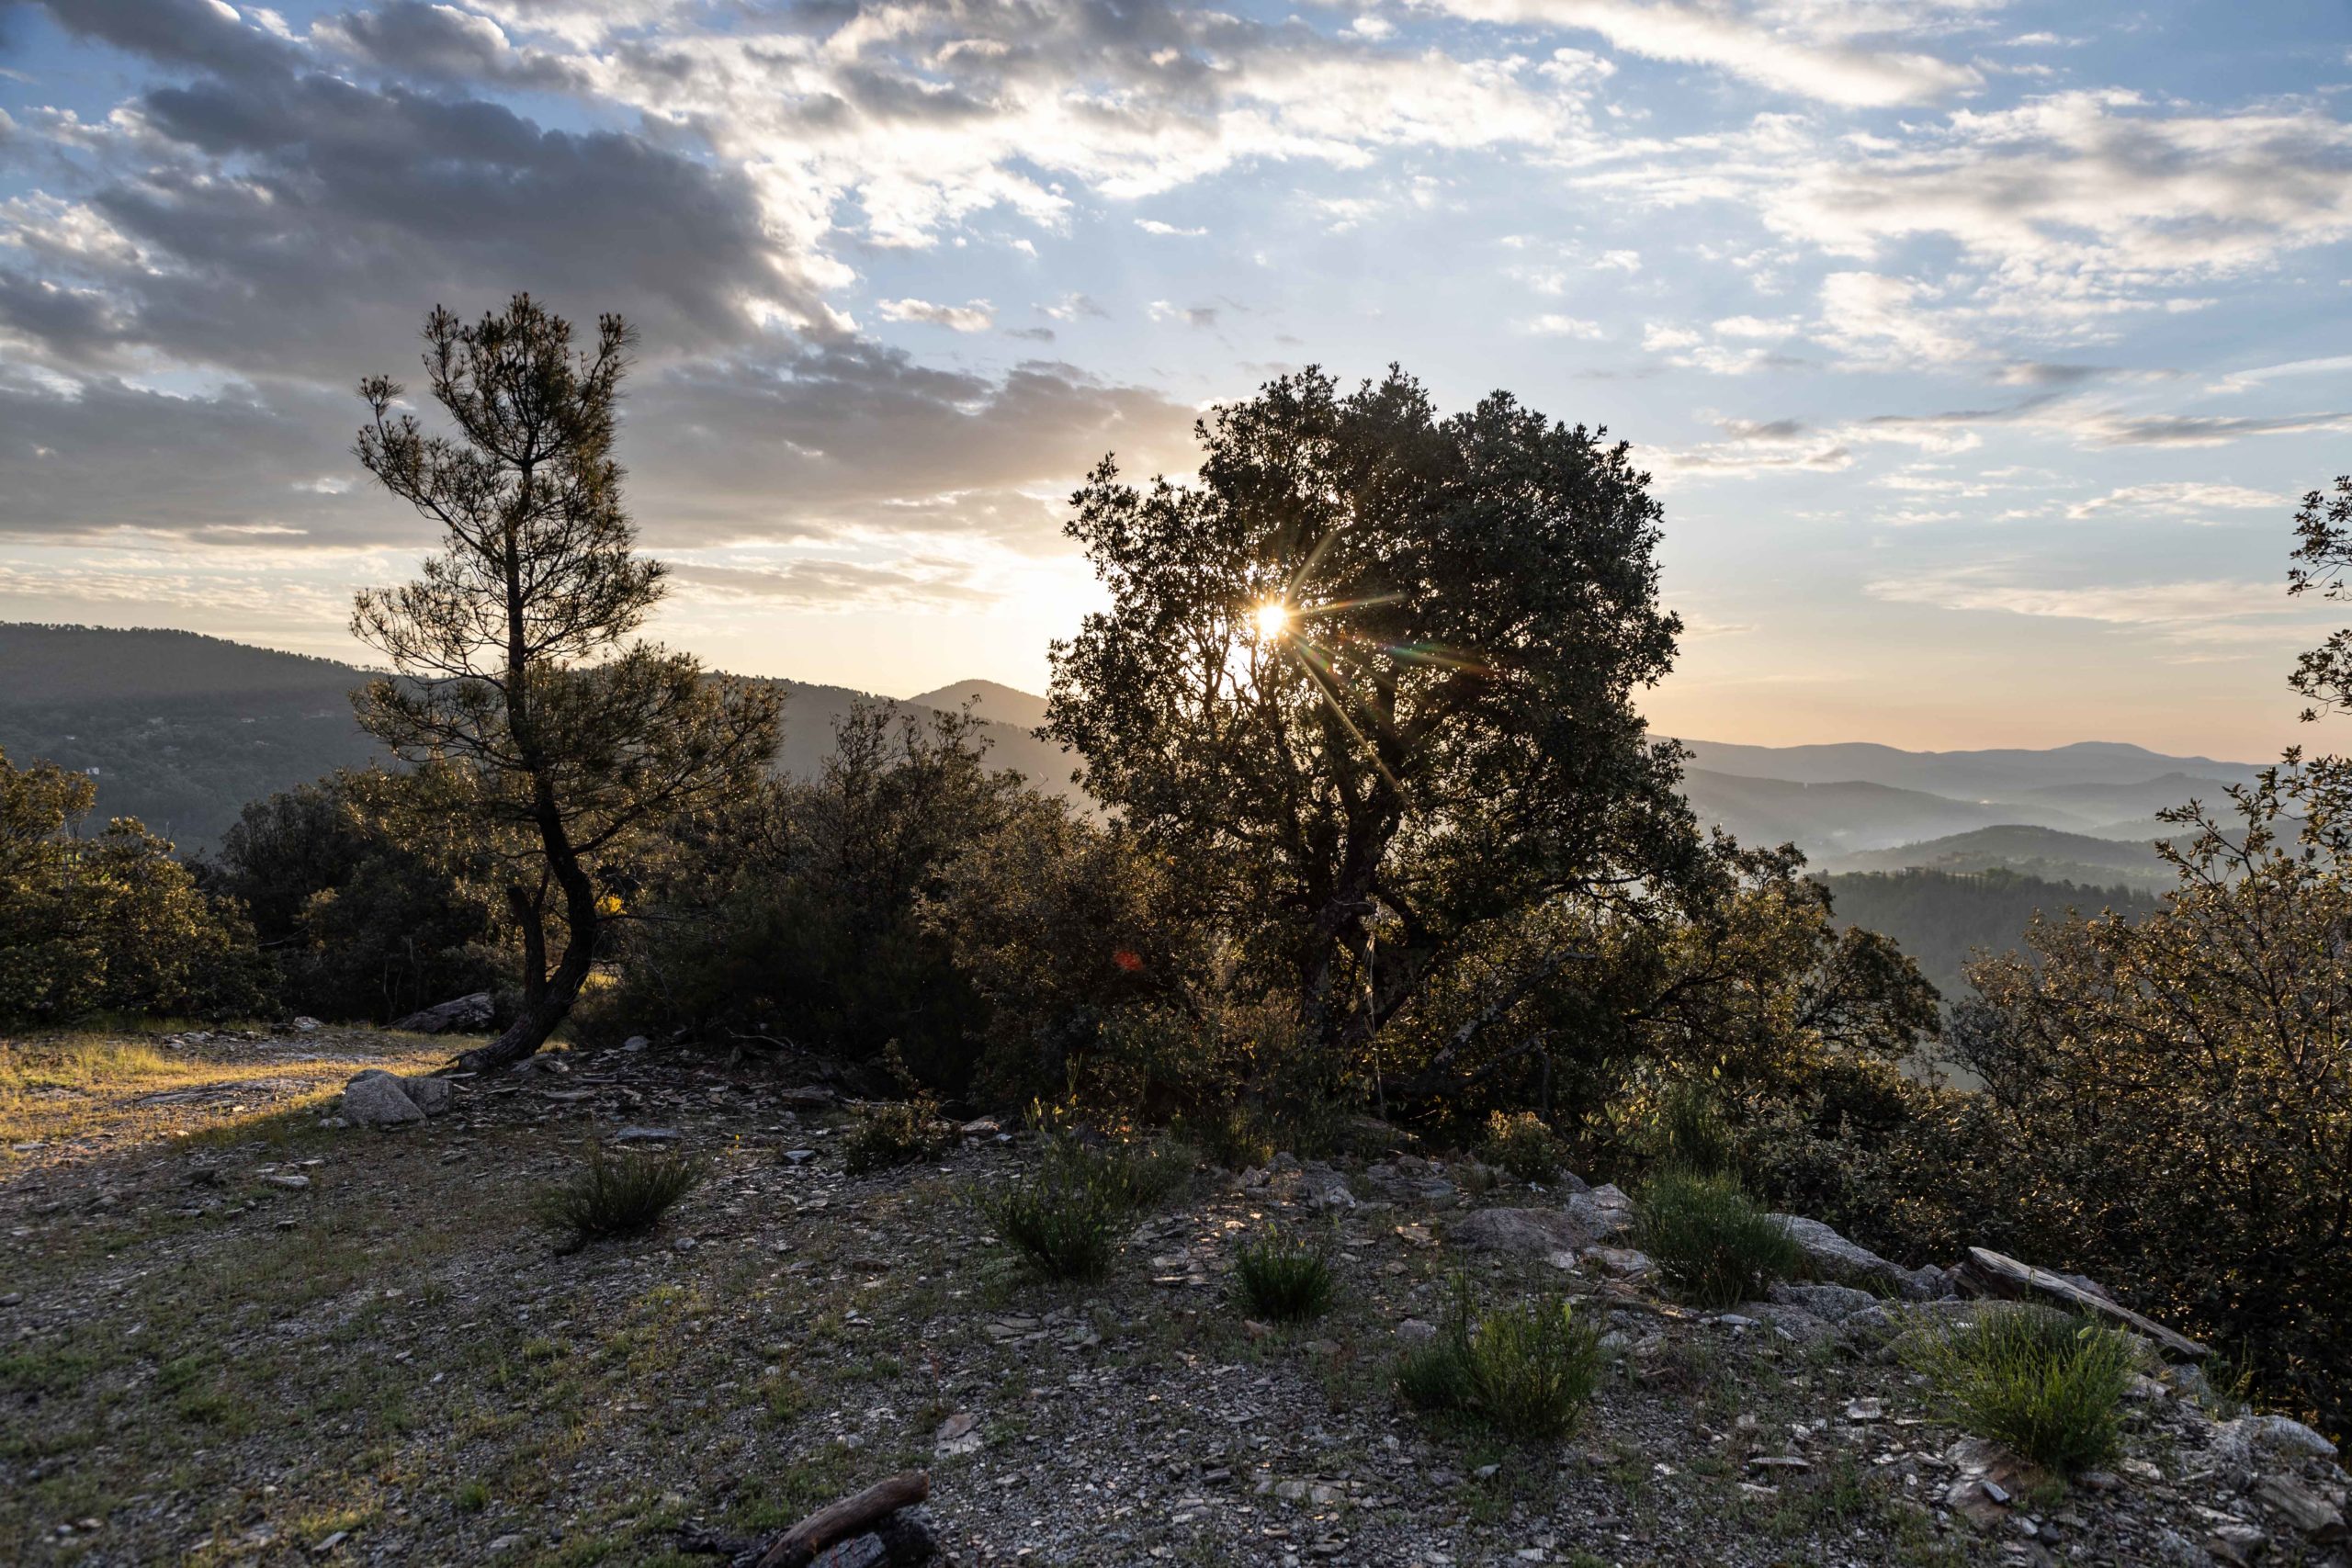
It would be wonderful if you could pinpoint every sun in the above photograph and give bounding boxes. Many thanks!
[1253,600,1292,640]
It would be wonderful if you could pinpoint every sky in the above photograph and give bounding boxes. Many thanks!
[1,0,2349,760]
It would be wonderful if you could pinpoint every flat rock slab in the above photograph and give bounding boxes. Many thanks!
[1453,1207,1600,1254]
[1772,1214,1946,1301]
[1959,1247,2208,1359]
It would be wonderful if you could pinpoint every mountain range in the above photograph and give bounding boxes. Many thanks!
[0,624,2254,883]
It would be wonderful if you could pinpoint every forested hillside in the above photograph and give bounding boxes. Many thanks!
[0,625,1079,849]
[1823,867,2165,999]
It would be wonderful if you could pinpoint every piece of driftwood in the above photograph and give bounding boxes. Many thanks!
[752,1472,931,1568]
[1957,1247,2209,1359]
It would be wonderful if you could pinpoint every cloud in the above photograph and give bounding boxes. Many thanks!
[1521,313,1607,337]
[876,297,996,332]
[1135,219,1208,237]
[1865,565,2330,647]
[1148,300,1221,329]
[2064,481,2290,521]
[1411,0,1984,107]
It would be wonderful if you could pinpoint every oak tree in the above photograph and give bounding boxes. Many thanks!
[1047,367,1697,1088]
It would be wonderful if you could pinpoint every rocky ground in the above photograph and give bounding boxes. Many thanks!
[1,1023,2345,1567]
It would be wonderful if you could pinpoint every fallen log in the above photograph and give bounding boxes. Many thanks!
[753,1472,931,1568]
[1956,1247,2209,1360]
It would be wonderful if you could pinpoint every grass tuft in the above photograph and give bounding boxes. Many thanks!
[1233,1228,1336,1322]
[976,1134,1193,1281]
[1900,1305,2136,1475]
[536,1135,705,1247]
[1396,1274,1601,1441]
[1632,1166,1804,1309]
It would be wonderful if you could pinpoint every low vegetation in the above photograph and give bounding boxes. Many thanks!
[536,1134,706,1248]
[1478,1109,1565,1183]
[1396,1275,1603,1441]
[1231,1227,1337,1322]
[1900,1306,2137,1476]
[1633,1167,1805,1309]
[974,1134,1188,1282]
[842,1090,957,1175]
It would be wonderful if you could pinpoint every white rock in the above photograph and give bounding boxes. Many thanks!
[341,1071,424,1127]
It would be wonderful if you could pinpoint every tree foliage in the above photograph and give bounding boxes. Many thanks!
[1047,367,1697,1091]
[603,704,1028,1089]
[350,296,778,1069]
[0,747,268,1024]
[198,769,508,1023]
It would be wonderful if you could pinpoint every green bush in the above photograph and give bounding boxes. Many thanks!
[537,1136,705,1247]
[1479,1110,1565,1183]
[1901,1306,2135,1476]
[1633,1167,1804,1309]
[1396,1275,1601,1441]
[1653,1081,1737,1176]
[1233,1229,1336,1322]
[976,1134,1190,1282]
[842,1093,956,1174]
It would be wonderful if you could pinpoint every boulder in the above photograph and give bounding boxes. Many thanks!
[1566,1183,1634,1242]
[390,992,495,1034]
[2211,1414,2339,1469]
[399,1075,455,1117]
[1581,1246,1655,1280]
[1732,1303,1838,1346]
[1295,1163,1358,1211]
[2255,1474,2348,1543]
[1453,1207,1599,1255]
[1771,1214,1946,1300]
[341,1071,425,1128]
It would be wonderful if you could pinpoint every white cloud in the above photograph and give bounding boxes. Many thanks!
[1412,0,1984,107]
[876,298,996,333]
[1521,313,1607,337]
[1135,219,1208,238]
[2064,481,2290,521]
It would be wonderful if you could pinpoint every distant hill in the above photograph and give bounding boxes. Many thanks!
[1680,768,2086,856]
[0,625,381,853]
[0,626,1080,852]
[1823,867,2165,999]
[1675,737,2264,800]
[1825,826,2174,890]
[905,679,1052,734]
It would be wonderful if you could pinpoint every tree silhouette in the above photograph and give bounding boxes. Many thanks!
[351,297,778,1071]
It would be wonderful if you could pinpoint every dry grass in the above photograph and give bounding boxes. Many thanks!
[0,1031,446,1153]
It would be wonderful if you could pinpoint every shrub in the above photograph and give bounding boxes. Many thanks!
[975,1134,1188,1282]
[537,1136,705,1247]
[1233,1229,1336,1322]
[1480,1110,1565,1183]
[1633,1167,1804,1309]
[1652,1081,1736,1177]
[1900,1306,2135,1475]
[1396,1275,1601,1441]
[842,1092,956,1174]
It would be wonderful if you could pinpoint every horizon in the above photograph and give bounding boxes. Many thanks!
[5,2,2351,759]
[0,617,2285,769]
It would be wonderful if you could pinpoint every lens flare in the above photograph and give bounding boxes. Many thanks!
[1253,601,1292,639]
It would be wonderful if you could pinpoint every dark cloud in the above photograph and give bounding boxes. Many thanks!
[0,374,373,545]
[313,2,593,91]
[11,0,818,379]
[626,338,1198,548]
